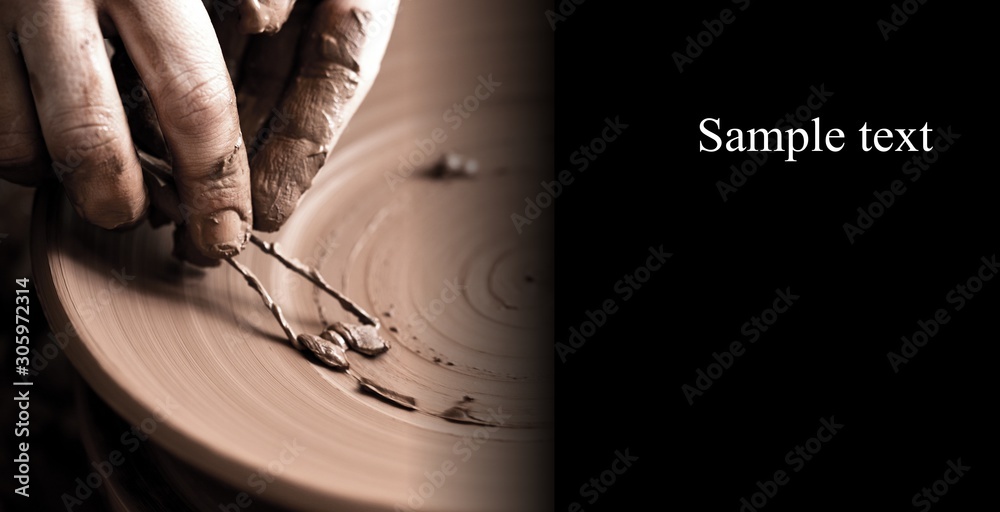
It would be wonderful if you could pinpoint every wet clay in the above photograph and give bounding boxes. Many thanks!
[138,151,246,264]
[250,8,371,231]
[439,397,497,427]
[348,373,503,427]
[298,333,350,370]
[353,374,418,411]
[329,321,388,355]
[235,2,308,148]
[138,153,384,374]
[225,256,300,349]
[320,327,349,350]
[35,1,553,508]
[250,234,379,326]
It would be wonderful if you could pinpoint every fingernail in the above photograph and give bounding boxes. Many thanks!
[172,224,222,268]
[191,209,249,258]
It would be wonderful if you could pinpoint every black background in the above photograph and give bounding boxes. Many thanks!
[556,1,996,511]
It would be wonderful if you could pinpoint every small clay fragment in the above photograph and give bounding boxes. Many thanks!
[439,397,498,426]
[462,158,480,176]
[355,376,417,410]
[320,328,349,351]
[438,405,495,426]
[439,405,476,423]
[330,322,389,355]
[298,333,350,370]
[434,152,479,178]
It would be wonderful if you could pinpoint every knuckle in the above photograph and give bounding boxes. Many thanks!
[160,71,234,133]
[46,106,123,156]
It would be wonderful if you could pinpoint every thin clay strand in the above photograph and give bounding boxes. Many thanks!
[249,234,380,328]
[224,256,301,350]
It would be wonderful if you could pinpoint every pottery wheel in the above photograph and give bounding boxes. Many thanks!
[32,1,552,510]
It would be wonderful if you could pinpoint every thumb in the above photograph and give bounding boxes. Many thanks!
[249,0,396,232]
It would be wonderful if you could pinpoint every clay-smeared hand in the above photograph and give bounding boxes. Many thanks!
[215,0,397,232]
[0,0,251,259]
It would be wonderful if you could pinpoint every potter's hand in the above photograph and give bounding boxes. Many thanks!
[212,0,397,231]
[0,0,251,259]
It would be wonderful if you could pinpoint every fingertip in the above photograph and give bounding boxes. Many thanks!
[238,0,296,34]
[251,175,301,232]
[252,208,290,233]
[189,208,251,258]
[251,136,326,232]
[172,224,223,268]
[252,183,300,232]
[72,184,150,230]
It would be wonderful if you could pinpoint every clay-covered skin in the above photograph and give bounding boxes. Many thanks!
[110,1,252,258]
[0,36,44,187]
[1,0,395,258]
[0,0,251,257]
[1,9,149,230]
[207,0,397,233]
[235,4,308,149]
[250,2,395,232]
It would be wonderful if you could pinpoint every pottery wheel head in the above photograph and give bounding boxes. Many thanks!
[32,2,553,510]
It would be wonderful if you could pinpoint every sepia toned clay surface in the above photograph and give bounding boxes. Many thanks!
[33,1,552,510]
